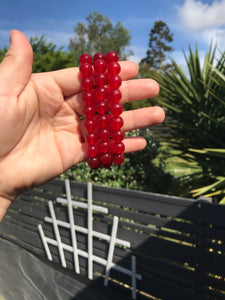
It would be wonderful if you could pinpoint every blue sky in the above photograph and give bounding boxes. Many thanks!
[0,0,225,68]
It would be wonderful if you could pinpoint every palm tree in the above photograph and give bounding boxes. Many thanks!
[157,45,225,202]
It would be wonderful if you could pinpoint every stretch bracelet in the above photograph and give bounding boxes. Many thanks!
[79,51,125,169]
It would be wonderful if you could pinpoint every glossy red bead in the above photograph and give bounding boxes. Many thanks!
[82,91,94,105]
[84,119,95,132]
[94,87,108,101]
[94,73,108,87]
[81,77,94,91]
[86,132,98,145]
[84,106,95,118]
[107,62,121,75]
[102,161,112,168]
[113,153,125,165]
[96,114,108,128]
[93,59,107,74]
[98,141,110,153]
[98,128,110,141]
[105,51,119,63]
[110,116,124,130]
[112,142,125,154]
[108,75,122,89]
[79,63,92,78]
[87,156,101,169]
[96,101,109,114]
[111,130,125,142]
[108,89,122,103]
[100,153,112,165]
[110,103,123,115]
[80,51,125,168]
[87,145,98,157]
[93,52,105,62]
[79,53,92,65]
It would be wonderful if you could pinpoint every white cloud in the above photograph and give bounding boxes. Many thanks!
[201,28,225,49]
[178,0,225,32]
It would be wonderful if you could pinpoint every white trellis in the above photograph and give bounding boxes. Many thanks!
[38,179,142,299]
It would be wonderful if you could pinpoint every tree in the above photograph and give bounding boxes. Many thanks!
[157,45,225,202]
[131,21,174,110]
[140,20,174,73]
[0,47,7,62]
[69,11,133,64]
[30,35,74,73]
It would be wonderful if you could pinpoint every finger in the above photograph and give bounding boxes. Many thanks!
[0,30,33,97]
[121,78,159,104]
[66,78,160,116]
[50,61,139,97]
[123,136,147,153]
[122,106,165,132]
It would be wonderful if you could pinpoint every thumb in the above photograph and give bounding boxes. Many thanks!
[0,30,33,97]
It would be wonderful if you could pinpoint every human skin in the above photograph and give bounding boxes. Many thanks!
[0,30,165,221]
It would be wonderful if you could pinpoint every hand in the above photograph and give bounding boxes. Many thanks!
[0,30,165,221]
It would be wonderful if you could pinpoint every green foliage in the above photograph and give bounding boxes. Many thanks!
[157,46,225,202]
[30,35,74,72]
[189,148,225,202]
[69,10,133,64]
[0,47,7,62]
[158,45,225,149]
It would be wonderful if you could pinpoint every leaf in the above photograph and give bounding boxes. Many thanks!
[191,177,225,197]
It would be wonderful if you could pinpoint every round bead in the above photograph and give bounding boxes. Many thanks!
[79,63,92,78]
[93,52,105,62]
[86,132,98,145]
[108,89,122,103]
[96,114,108,128]
[84,106,95,118]
[112,142,125,154]
[94,87,108,102]
[100,153,112,165]
[79,53,92,65]
[98,128,110,141]
[82,91,94,105]
[94,73,108,87]
[110,103,123,115]
[107,62,121,75]
[108,75,122,89]
[87,157,101,169]
[102,161,112,168]
[110,116,124,130]
[96,101,109,114]
[81,77,94,91]
[84,119,95,132]
[113,153,125,165]
[105,51,119,64]
[98,141,110,154]
[111,130,125,142]
[93,59,107,74]
[87,145,98,157]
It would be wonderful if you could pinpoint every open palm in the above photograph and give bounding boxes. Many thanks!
[0,30,164,220]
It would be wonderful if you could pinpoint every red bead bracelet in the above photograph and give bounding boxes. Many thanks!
[79,51,125,169]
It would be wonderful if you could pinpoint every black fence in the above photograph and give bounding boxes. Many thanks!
[1,178,225,300]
